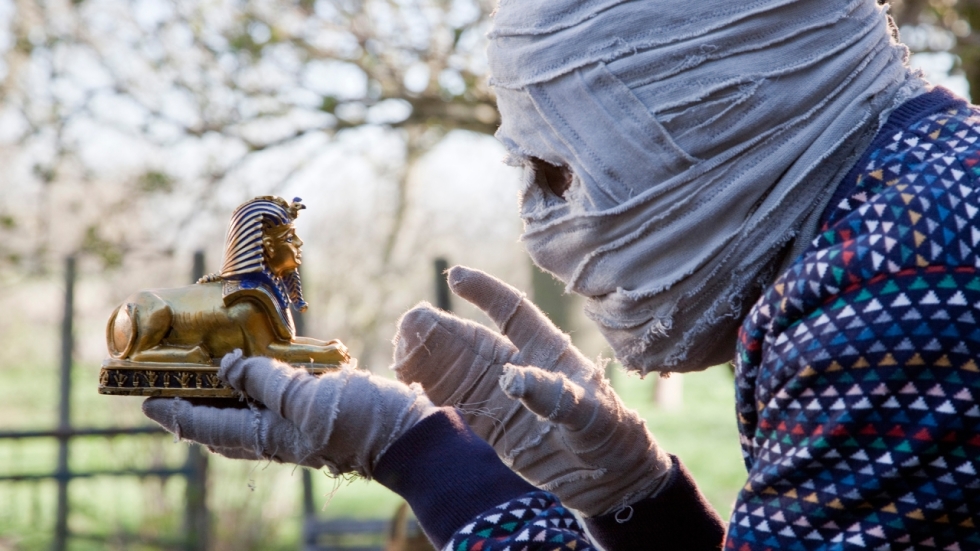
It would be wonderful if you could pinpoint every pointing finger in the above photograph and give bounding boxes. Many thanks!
[447,266,576,372]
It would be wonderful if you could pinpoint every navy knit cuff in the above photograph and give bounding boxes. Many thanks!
[584,456,726,550]
[373,408,538,549]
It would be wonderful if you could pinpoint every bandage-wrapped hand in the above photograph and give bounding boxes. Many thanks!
[143,350,437,477]
[394,266,672,517]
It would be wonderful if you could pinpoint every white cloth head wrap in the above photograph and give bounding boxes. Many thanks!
[488,0,925,374]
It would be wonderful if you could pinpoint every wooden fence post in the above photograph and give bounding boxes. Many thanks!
[531,264,569,332]
[184,250,210,551]
[434,258,451,312]
[293,282,318,549]
[53,256,75,551]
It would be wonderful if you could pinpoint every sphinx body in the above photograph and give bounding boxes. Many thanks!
[107,279,348,365]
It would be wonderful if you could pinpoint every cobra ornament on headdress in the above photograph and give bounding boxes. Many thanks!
[214,196,308,311]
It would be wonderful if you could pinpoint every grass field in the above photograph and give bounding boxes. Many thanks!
[0,357,746,550]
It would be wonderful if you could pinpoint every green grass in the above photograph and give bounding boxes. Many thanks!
[0,361,746,550]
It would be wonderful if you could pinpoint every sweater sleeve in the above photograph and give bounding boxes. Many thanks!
[373,407,596,550]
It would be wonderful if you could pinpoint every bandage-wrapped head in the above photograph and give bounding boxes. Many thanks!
[488,0,924,374]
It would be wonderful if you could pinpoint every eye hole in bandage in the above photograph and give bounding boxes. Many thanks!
[530,157,572,199]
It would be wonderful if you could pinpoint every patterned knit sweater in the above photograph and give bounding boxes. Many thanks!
[729,87,980,549]
[373,87,980,551]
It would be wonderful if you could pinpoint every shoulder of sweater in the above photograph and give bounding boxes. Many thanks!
[816,99,980,254]
[749,96,980,331]
[820,88,975,230]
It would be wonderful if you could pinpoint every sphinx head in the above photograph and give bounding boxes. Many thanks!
[263,224,303,279]
[219,196,309,311]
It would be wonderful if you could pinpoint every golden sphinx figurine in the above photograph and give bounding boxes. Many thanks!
[99,196,351,398]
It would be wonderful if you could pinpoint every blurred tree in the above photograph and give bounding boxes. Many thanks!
[5,1,977,279]
[888,0,977,98]
[0,2,506,548]
[0,0,498,277]
[0,0,508,374]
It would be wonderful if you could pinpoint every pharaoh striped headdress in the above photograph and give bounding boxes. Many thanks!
[216,196,308,311]
[220,196,304,277]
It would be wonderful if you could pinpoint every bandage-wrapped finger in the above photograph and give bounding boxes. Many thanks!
[393,304,523,442]
[499,364,595,431]
[394,303,518,406]
[143,397,256,450]
[142,397,312,464]
[217,354,350,465]
[205,441,310,464]
[219,353,318,421]
[143,351,438,477]
[447,266,579,373]
[206,445,261,461]
[497,363,672,514]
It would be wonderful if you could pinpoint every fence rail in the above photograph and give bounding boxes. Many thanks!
[0,254,209,551]
[0,467,192,483]
[303,512,428,551]
[0,426,168,439]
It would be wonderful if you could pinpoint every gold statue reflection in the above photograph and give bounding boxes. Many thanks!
[100,196,349,398]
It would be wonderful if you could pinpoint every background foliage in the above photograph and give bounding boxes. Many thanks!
[0,0,974,282]
[0,0,976,549]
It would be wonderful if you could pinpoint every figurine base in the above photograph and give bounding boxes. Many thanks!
[98,358,338,398]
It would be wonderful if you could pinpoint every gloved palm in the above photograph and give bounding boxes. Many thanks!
[143,349,436,477]
[394,266,671,517]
